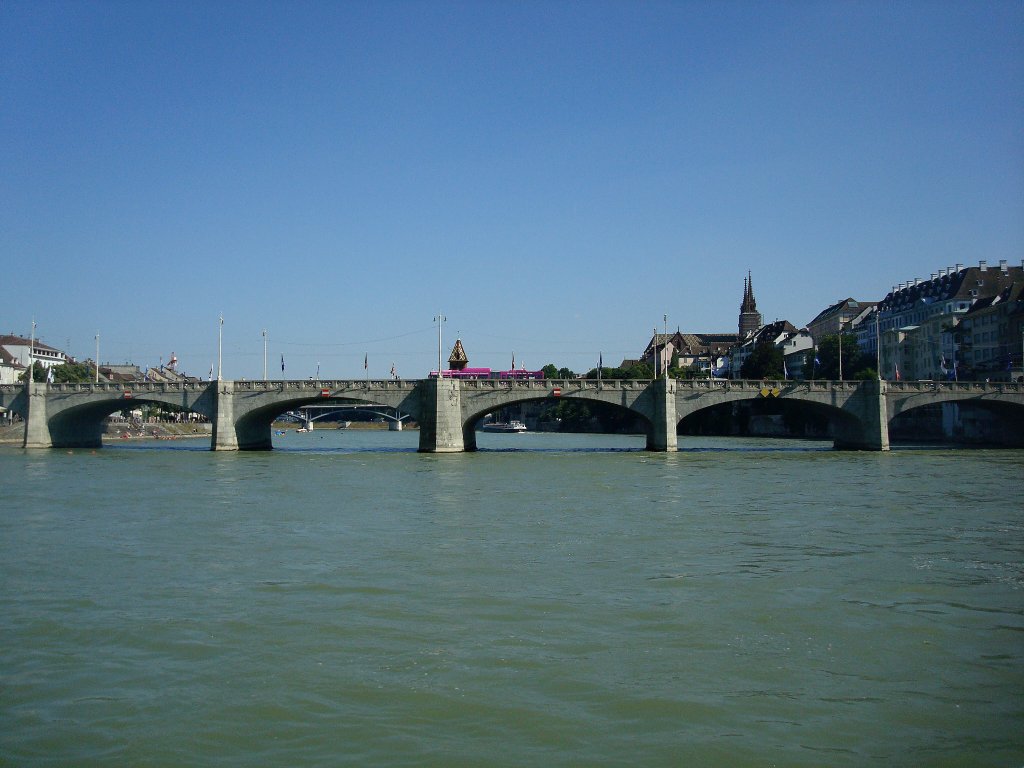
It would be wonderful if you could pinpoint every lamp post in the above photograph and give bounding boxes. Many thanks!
[651,327,659,378]
[262,329,267,380]
[28,318,36,384]
[838,320,844,382]
[663,314,668,380]
[435,313,446,378]
[875,311,881,381]
[217,314,223,382]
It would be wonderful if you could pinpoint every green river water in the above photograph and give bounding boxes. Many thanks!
[2,430,1021,766]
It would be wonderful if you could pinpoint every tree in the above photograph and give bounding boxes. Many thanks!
[583,361,654,379]
[740,342,784,379]
[52,362,96,383]
[20,361,98,383]
[805,333,871,380]
[542,364,575,379]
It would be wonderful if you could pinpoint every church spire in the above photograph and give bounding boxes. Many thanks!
[739,271,762,337]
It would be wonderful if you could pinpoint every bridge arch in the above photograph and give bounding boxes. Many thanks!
[672,380,890,450]
[887,387,1024,446]
[456,379,666,451]
[21,383,216,449]
[676,395,862,442]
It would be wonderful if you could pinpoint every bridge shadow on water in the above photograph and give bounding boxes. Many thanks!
[104,440,842,455]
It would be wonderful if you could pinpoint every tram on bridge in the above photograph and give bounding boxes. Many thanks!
[428,367,545,380]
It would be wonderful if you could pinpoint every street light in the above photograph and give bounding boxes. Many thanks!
[217,314,223,382]
[664,314,668,380]
[435,313,446,378]
[653,327,658,378]
[838,319,844,382]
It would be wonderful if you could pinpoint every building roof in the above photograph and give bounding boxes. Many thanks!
[0,346,24,368]
[448,339,468,365]
[644,331,741,358]
[962,281,1024,318]
[0,334,62,353]
[806,298,869,328]
[741,320,798,348]
[879,262,1024,314]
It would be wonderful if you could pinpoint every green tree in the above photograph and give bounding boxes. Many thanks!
[805,334,870,380]
[52,361,97,383]
[740,342,784,379]
[542,364,575,379]
[583,361,654,380]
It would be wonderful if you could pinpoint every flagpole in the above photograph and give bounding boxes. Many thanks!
[95,332,100,384]
[262,329,267,380]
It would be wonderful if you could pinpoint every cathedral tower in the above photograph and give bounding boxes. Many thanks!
[739,271,762,338]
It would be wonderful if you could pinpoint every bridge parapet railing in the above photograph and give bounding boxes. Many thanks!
[233,379,416,392]
[888,380,1021,394]
[42,381,205,394]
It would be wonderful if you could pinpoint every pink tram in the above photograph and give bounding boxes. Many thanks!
[428,367,544,380]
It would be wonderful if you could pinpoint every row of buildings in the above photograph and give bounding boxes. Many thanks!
[0,335,197,386]
[637,260,1024,382]
[4,259,1023,385]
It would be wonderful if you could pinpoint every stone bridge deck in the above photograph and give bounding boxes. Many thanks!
[2,378,1021,452]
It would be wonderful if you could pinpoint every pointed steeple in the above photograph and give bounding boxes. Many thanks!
[739,271,762,338]
[448,338,468,370]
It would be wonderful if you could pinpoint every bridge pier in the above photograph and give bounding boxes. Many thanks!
[212,380,239,451]
[834,379,890,451]
[23,380,52,449]
[646,378,678,452]
[418,378,466,452]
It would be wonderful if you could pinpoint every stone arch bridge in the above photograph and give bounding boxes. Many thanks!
[1,378,1021,452]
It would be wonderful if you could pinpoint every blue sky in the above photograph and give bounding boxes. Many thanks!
[3,0,1022,379]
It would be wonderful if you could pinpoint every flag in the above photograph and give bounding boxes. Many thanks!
[511,352,515,371]
[940,356,948,376]
[209,365,214,381]
[390,363,396,379]
[281,354,285,373]
[783,359,788,379]
[46,366,54,383]
[364,353,368,370]
[895,364,901,381]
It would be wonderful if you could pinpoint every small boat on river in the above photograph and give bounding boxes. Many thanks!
[481,420,527,433]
